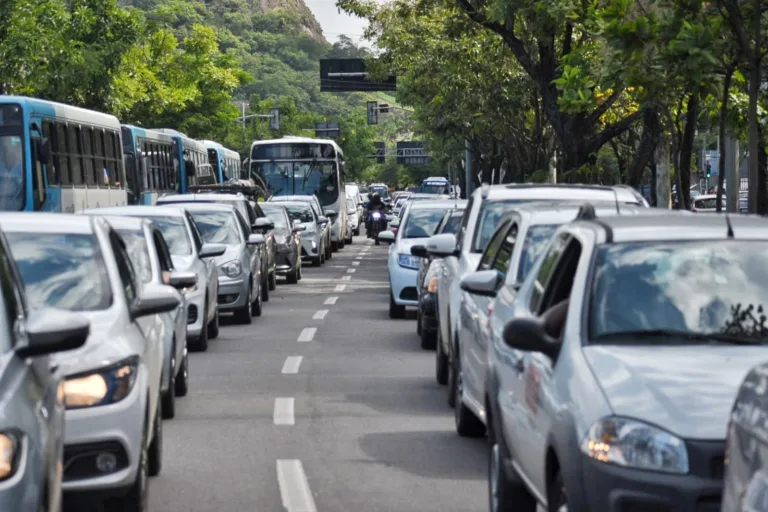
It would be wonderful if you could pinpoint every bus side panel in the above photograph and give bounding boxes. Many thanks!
[140,191,158,205]
[42,188,62,212]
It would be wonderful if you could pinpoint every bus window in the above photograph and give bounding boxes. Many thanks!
[94,130,106,185]
[43,121,58,185]
[67,126,83,185]
[54,124,71,186]
[82,127,95,186]
[29,135,45,210]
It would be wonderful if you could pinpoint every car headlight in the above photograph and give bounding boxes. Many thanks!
[427,277,439,293]
[63,356,140,409]
[218,260,242,278]
[580,417,689,474]
[398,253,420,270]
[0,431,20,481]
[301,230,315,238]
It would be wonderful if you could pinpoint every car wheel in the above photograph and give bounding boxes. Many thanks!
[261,274,270,302]
[454,355,486,437]
[234,285,253,324]
[268,271,277,290]
[346,235,353,245]
[354,227,360,236]
[109,427,148,512]
[416,310,422,335]
[253,281,263,317]
[148,401,163,476]
[287,265,298,284]
[174,346,189,397]
[161,358,175,419]
[488,419,537,512]
[389,292,405,319]
[420,318,436,350]
[326,242,332,259]
[207,304,220,339]
[447,348,457,408]
[548,470,567,512]
[435,330,448,385]
[193,299,209,352]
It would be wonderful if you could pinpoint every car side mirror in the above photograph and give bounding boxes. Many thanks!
[17,309,90,358]
[317,216,329,226]
[460,270,502,297]
[324,210,338,219]
[168,271,197,289]
[426,233,458,258]
[252,218,274,231]
[130,284,181,319]
[292,223,306,232]
[390,219,400,228]
[410,245,428,258]
[199,243,226,258]
[378,230,396,244]
[503,317,561,361]
[248,234,265,245]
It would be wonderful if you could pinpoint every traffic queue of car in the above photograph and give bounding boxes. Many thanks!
[0,189,363,511]
[377,183,768,512]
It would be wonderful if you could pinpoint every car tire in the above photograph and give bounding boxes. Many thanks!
[435,329,448,385]
[286,266,298,284]
[161,357,175,419]
[447,349,457,408]
[175,347,189,397]
[193,300,209,352]
[252,281,263,317]
[207,304,220,339]
[234,285,253,324]
[109,427,148,512]
[268,271,277,290]
[313,255,322,267]
[331,240,339,252]
[297,258,302,280]
[148,401,163,476]
[420,319,436,350]
[326,242,332,259]
[261,275,270,302]
[454,355,486,437]
[488,418,537,512]
[416,310,422,335]
[346,235,353,245]
[354,227,360,236]
[389,292,405,319]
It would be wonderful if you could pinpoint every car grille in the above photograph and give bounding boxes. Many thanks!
[399,287,418,301]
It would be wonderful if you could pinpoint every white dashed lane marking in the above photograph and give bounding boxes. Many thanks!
[273,398,295,425]
[297,328,316,342]
[277,460,318,512]
[281,357,303,374]
[324,296,338,305]
[312,310,329,320]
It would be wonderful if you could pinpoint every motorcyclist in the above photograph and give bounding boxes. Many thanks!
[365,193,384,237]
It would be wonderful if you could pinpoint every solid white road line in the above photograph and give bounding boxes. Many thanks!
[334,284,346,292]
[341,275,351,281]
[273,398,295,425]
[347,268,356,273]
[324,296,338,305]
[281,356,303,374]
[355,256,363,260]
[297,328,316,342]
[351,261,360,266]
[277,460,318,512]
[312,310,328,320]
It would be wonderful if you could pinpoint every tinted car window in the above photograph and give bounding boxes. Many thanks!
[589,241,768,343]
[7,232,112,311]
[146,216,192,255]
[472,200,528,252]
[284,204,314,224]
[190,211,242,245]
[517,224,559,284]
[403,209,448,239]
[116,228,152,284]
[442,214,463,234]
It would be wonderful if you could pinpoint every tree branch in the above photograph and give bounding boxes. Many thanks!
[588,109,643,154]
[586,87,624,127]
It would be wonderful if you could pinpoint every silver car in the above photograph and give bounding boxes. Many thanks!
[0,228,89,512]
[260,203,304,284]
[84,206,226,352]
[96,215,195,420]
[269,195,332,261]
[182,203,266,324]
[0,213,181,510]
[277,200,328,267]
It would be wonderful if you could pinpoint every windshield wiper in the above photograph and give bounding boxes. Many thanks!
[592,329,763,345]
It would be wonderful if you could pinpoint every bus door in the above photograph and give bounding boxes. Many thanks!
[28,121,52,211]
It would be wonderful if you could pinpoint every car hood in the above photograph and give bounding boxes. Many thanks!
[171,254,197,271]
[583,345,764,440]
[395,237,429,253]
[51,309,138,377]
[214,244,242,266]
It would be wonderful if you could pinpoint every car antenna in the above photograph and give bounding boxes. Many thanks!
[725,214,735,238]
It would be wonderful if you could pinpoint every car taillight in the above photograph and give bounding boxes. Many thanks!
[392,227,398,235]
[487,302,494,320]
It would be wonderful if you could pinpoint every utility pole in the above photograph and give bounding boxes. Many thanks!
[464,140,472,199]
[748,0,761,213]
[726,136,740,212]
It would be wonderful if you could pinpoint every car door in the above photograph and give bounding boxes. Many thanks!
[152,229,186,363]
[235,210,259,287]
[461,219,510,407]
[185,211,216,317]
[251,202,275,273]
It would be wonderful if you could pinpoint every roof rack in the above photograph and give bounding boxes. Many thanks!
[187,182,266,199]
[575,203,597,220]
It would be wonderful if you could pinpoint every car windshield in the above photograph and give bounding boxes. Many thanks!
[6,232,112,311]
[283,204,314,224]
[440,214,463,234]
[116,228,152,284]
[472,200,529,252]
[589,241,768,344]
[190,211,241,245]
[145,216,192,255]
[403,209,448,239]
[262,208,289,230]
[516,224,558,284]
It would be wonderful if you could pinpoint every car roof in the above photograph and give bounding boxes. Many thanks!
[270,195,318,202]
[178,203,236,213]
[508,201,665,225]
[0,212,96,234]
[97,215,150,231]
[408,199,469,210]
[271,201,314,209]
[159,193,244,202]
[578,213,768,243]
[478,184,643,204]
[84,205,188,217]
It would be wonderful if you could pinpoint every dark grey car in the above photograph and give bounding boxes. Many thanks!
[0,229,90,512]
[260,203,303,284]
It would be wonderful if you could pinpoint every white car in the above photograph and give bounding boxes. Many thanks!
[378,200,460,318]
[0,213,181,510]
[346,197,359,242]
[87,206,226,352]
[97,215,195,420]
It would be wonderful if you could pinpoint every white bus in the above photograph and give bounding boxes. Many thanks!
[248,136,349,250]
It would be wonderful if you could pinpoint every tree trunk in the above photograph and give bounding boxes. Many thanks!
[627,106,661,187]
[716,67,734,213]
[747,0,761,213]
[678,92,700,210]
[758,124,767,214]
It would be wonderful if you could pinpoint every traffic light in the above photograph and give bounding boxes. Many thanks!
[706,163,712,178]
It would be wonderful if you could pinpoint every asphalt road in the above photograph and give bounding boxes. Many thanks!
[149,232,488,512]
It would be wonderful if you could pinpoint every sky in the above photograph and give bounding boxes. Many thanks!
[303,0,371,46]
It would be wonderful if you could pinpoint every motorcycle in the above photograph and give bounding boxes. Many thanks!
[368,210,386,245]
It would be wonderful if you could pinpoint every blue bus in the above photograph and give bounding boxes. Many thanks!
[153,129,217,193]
[202,140,242,183]
[420,176,450,194]
[121,125,179,205]
[0,96,127,212]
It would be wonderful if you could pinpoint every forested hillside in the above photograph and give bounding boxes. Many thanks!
[1,0,385,179]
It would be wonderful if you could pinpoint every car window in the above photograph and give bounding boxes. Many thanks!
[284,204,315,224]
[589,241,768,344]
[152,230,174,272]
[116,228,152,284]
[471,200,529,252]
[109,231,138,304]
[491,223,517,276]
[441,213,463,234]
[263,208,289,230]
[184,212,204,252]
[189,210,242,245]
[248,201,262,223]
[146,216,193,255]
[478,220,510,270]
[402,209,447,239]
[0,237,24,347]
[234,210,251,239]
[529,233,570,313]
[516,224,559,284]
[456,196,474,251]
[7,231,112,311]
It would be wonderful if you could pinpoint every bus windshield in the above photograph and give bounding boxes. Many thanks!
[253,161,339,207]
[0,104,26,212]
[421,181,449,194]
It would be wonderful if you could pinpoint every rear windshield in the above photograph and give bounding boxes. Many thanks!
[146,216,192,255]
[116,228,152,284]
[403,209,448,239]
[6,232,112,311]
[189,211,242,245]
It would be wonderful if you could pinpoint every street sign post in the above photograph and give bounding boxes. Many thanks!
[315,122,340,139]
[367,102,378,125]
[269,108,280,130]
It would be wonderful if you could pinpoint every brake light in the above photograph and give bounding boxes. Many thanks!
[392,227,398,235]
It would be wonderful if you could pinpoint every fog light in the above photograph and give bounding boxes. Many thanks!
[95,452,117,473]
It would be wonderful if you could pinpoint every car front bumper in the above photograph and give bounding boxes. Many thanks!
[184,285,206,339]
[388,258,419,307]
[275,248,298,273]
[217,274,249,311]
[62,366,148,496]
[300,237,321,259]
